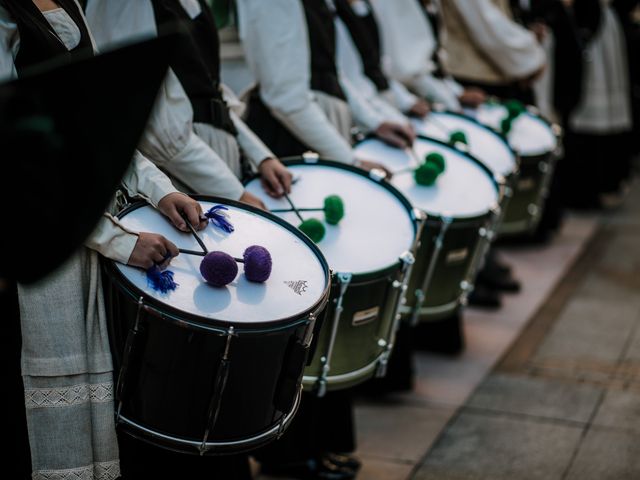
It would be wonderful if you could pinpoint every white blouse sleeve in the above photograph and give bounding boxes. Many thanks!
[387,79,419,112]
[448,0,546,79]
[222,83,275,166]
[236,0,354,164]
[340,76,386,132]
[369,0,437,80]
[0,6,19,82]
[85,0,245,200]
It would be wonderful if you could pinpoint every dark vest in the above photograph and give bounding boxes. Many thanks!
[334,0,389,92]
[301,0,346,101]
[1,0,93,76]
[150,0,236,135]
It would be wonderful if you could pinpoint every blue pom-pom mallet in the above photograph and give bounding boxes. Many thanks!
[204,205,234,233]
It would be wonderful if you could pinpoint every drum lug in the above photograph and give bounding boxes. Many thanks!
[315,273,352,397]
[368,168,387,182]
[539,162,549,173]
[199,326,235,455]
[115,296,145,424]
[411,217,452,326]
[302,151,320,163]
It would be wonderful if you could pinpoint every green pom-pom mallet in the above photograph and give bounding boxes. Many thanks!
[299,218,326,244]
[414,162,441,186]
[323,195,345,225]
[500,117,513,135]
[504,99,526,119]
[272,195,345,226]
[425,152,446,174]
[449,130,468,146]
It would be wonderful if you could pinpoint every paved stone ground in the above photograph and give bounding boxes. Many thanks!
[411,182,640,480]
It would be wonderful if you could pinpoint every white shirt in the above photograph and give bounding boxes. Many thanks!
[369,0,462,110]
[445,0,546,80]
[236,0,355,163]
[334,14,409,129]
[86,0,246,199]
[569,5,632,133]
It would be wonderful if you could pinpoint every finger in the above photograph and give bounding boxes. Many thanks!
[260,178,279,198]
[184,203,203,231]
[383,130,408,148]
[164,238,180,259]
[278,169,293,195]
[152,250,166,265]
[264,168,285,196]
[164,205,187,232]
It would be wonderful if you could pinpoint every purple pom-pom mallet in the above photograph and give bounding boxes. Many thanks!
[243,245,272,283]
[200,251,238,287]
[204,205,235,233]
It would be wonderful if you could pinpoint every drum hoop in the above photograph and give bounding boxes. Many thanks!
[244,159,420,281]
[479,101,561,156]
[354,135,506,221]
[429,108,515,158]
[116,385,303,455]
[104,195,332,331]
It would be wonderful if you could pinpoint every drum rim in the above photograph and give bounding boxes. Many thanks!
[244,158,420,281]
[426,108,517,163]
[104,195,332,331]
[354,135,506,222]
[477,101,560,157]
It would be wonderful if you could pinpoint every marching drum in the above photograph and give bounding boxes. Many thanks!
[412,109,518,230]
[103,197,331,455]
[245,158,422,395]
[474,101,562,235]
[354,137,504,323]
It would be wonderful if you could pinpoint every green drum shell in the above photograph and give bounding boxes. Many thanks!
[499,151,555,236]
[303,266,403,392]
[403,214,491,322]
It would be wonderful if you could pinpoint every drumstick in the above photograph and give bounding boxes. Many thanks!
[179,248,243,263]
[427,115,452,136]
[282,192,305,223]
[271,207,324,213]
[181,213,209,254]
[406,147,423,168]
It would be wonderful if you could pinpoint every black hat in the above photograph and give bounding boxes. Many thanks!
[0,36,175,283]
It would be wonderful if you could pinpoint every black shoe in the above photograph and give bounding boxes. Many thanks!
[476,269,521,294]
[413,314,465,355]
[325,453,361,473]
[467,284,502,308]
[260,457,356,480]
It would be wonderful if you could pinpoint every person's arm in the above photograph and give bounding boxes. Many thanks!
[448,0,546,80]
[236,0,355,164]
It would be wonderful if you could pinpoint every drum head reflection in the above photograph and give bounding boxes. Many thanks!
[475,103,557,157]
[412,111,516,177]
[115,202,328,324]
[245,163,415,275]
[354,138,499,219]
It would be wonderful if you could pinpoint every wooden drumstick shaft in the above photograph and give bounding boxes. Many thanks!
[179,248,243,263]
[180,213,209,254]
[282,192,305,223]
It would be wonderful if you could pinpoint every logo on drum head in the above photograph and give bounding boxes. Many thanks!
[285,280,308,295]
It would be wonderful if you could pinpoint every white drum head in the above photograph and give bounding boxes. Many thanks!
[354,138,499,218]
[475,103,557,157]
[115,201,328,324]
[412,112,517,177]
[245,163,415,275]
